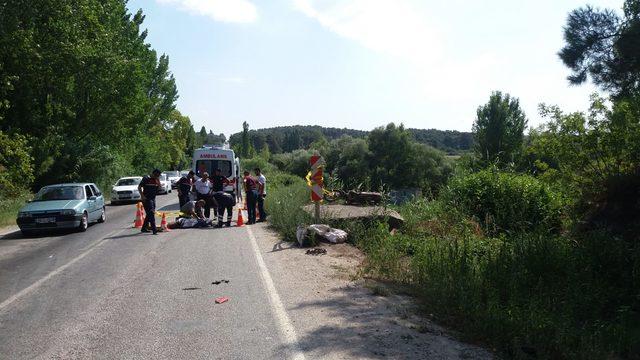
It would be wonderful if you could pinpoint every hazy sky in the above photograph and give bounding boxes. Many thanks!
[127,0,622,136]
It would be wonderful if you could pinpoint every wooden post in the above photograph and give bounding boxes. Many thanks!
[314,201,320,224]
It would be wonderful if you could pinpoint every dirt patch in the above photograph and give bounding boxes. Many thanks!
[253,223,493,359]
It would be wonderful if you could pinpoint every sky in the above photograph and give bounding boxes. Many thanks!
[127,0,623,136]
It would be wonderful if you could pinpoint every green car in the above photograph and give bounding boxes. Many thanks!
[16,183,106,235]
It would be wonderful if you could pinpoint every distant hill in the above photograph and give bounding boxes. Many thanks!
[229,125,473,155]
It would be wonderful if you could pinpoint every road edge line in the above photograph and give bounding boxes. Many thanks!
[246,226,306,360]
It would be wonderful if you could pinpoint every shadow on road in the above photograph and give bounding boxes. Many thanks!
[278,285,493,359]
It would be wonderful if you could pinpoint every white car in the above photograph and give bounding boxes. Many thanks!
[163,171,181,189]
[111,177,143,205]
[159,174,172,194]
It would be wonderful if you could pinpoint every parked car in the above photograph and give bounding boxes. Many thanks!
[163,171,181,189]
[110,177,143,205]
[159,174,171,194]
[16,183,106,235]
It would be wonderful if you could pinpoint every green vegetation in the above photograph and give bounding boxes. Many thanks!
[262,2,640,357]
[229,125,473,156]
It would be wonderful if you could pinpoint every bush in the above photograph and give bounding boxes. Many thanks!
[0,190,31,227]
[264,177,311,242]
[0,131,33,196]
[444,169,563,235]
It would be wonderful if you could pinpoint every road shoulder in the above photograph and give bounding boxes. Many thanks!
[251,222,493,360]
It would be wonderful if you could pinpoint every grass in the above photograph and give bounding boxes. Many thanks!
[0,190,32,227]
[266,177,640,359]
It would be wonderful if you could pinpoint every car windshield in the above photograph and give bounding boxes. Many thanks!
[33,186,84,201]
[116,178,140,186]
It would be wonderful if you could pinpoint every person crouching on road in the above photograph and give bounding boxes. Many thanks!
[180,199,206,219]
[243,170,258,225]
[176,171,195,207]
[255,167,267,222]
[213,191,236,227]
[138,169,162,235]
[194,172,216,219]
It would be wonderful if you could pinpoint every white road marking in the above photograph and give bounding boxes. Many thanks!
[0,227,127,313]
[246,226,307,360]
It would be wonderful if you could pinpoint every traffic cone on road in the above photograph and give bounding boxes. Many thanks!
[236,208,244,227]
[160,212,170,232]
[133,202,144,228]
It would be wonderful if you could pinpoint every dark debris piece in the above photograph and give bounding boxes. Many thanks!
[306,248,327,256]
[212,280,230,285]
[182,287,201,291]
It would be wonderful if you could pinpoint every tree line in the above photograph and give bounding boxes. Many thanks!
[229,125,473,156]
[0,0,203,195]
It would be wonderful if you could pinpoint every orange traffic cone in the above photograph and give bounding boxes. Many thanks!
[133,202,144,228]
[160,212,170,232]
[236,208,244,227]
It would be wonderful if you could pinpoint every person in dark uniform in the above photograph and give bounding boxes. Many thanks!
[138,169,161,235]
[176,171,195,207]
[211,168,230,192]
[213,191,236,227]
[243,170,258,225]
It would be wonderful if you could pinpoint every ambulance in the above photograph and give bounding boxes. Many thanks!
[192,145,241,195]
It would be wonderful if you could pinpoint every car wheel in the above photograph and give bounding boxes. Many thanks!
[78,212,88,232]
[98,207,106,223]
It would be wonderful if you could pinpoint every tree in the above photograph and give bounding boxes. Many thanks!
[559,1,640,97]
[473,91,527,166]
[241,121,254,158]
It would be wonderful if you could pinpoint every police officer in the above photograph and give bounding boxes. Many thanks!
[213,191,236,227]
[138,169,161,235]
[176,171,195,207]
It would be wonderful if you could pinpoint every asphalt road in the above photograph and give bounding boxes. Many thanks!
[0,195,301,359]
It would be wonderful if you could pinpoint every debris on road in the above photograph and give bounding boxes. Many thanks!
[211,280,230,285]
[215,297,229,304]
[305,248,327,256]
[182,287,201,291]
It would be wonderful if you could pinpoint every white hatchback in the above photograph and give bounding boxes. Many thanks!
[111,177,143,205]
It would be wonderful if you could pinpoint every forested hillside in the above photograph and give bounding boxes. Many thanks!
[229,125,472,155]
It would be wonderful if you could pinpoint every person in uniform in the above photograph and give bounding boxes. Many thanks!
[213,191,236,227]
[243,170,258,224]
[255,168,267,222]
[194,172,216,219]
[138,169,162,235]
[176,171,195,207]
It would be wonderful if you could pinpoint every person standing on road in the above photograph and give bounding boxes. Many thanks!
[243,170,258,224]
[255,168,267,222]
[176,171,195,207]
[194,172,216,219]
[210,168,229,219]
[138,169,162,235]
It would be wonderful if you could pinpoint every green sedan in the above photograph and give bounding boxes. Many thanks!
[16,183,106,236]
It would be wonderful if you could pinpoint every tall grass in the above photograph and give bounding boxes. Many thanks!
[0,190,31,227]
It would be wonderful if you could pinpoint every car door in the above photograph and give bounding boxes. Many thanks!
[90,184,104,208]
[84,185,97,221]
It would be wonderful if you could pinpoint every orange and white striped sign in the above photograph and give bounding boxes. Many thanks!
[308,155,325,202]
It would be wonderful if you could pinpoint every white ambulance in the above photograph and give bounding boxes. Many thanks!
[192,145,241,195]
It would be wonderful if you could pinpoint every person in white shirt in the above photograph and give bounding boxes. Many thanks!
[194,172,216,219]
[255,168,267,222]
